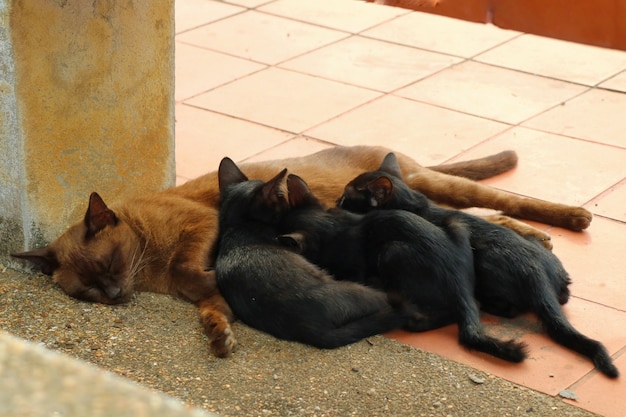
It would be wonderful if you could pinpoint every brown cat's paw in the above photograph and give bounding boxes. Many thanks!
[483,214,553,249]
[521,226,553,250]
[210,326,237,358]
[538,236,553,251]
[566,208,592,231]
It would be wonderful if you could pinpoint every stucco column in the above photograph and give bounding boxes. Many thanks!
[0,0,175,265]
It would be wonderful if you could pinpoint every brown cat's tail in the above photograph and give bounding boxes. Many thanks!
[428,150,518,181]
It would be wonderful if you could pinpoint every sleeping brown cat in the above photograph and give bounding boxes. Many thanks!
[11,145,592,358]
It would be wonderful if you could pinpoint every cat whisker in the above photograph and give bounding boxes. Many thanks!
[128,238,151,281]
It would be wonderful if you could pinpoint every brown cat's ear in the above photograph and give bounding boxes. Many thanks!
[378,153,403,178]
[11,246,59,276]
[367,176,394,207]
[262,168,288,205]
[85,192,118,238]
[218,157,248,192]
[286,174,317,208]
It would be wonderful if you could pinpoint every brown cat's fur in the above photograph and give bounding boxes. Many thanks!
[12,145,592,358]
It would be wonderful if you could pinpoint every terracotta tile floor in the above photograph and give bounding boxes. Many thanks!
[174,1,626,415]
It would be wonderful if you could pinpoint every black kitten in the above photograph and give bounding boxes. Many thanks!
[337,153,618,378]
[277,173,527,363]
[214,157,423,349]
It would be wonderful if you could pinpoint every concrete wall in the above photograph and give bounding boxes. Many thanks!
[0,0,175,265]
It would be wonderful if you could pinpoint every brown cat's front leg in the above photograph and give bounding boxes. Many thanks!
[482,214,553,250]
[404,169,592,231]
[197,291,237,358]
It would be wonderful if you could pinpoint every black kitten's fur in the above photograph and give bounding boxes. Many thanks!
[214,157,423,349]
[277,173,527,363]
[337,153,618,378]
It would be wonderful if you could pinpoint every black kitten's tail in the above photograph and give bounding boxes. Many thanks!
[533,285,619,378]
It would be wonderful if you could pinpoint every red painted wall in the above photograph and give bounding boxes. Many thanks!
[371,0,626,52]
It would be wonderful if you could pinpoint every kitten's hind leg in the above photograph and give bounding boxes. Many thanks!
[456,297,528,363]
[303,283,415,349]
[386,293,457,332]
[197,290,237,358]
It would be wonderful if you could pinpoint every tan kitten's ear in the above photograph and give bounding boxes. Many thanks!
[378,153,403,178]
[286,174,317,208]
[11,246,59,276]
[218,157,248,192]
[85,192,118,238]
[262,168,288,205]
[367,176,394,207]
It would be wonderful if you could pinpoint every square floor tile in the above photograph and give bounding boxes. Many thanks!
[175,42,266,102]
[224,0,273,7]
[550,217,626,311]
[241,136,334,163]
[475,34,626,86]
[599,70,626,93]
[175,0,244,34]
[280,36,461,92]
[455,127,626,207]
[396,61,587,124]
[362,12,520,58]
[522,88,626,148]
[258,0,408,33]
[387,297,626,396]
[305,95,509,166]
[186,67,380,133]
[175,104,294,179]
[586,178,626,223]
[176,10,348,65]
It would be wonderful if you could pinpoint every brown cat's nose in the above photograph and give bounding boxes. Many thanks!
[104,286,121,299]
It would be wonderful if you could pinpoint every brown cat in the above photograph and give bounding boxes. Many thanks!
[11,145,592,358]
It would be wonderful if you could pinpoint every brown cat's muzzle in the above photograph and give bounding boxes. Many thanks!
[74,285,132,305]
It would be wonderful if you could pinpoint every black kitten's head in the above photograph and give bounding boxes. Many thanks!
[217,157,289,226]
[336,152,403,213]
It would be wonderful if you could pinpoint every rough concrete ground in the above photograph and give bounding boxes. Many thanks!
[0,266,598,417]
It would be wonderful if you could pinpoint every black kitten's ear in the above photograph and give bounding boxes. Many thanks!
[286,174,317,208]
[11,246,59,276]
[276,232,306,253]
[378,153,403,178]
[262,168,288,204]
[218,157,248,192]
[367,176,394,207]
[85,192,118,238]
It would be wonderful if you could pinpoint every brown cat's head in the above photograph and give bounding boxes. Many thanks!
[12,192,142,305]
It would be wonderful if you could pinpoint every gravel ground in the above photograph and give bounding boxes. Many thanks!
[0,266,598,417]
